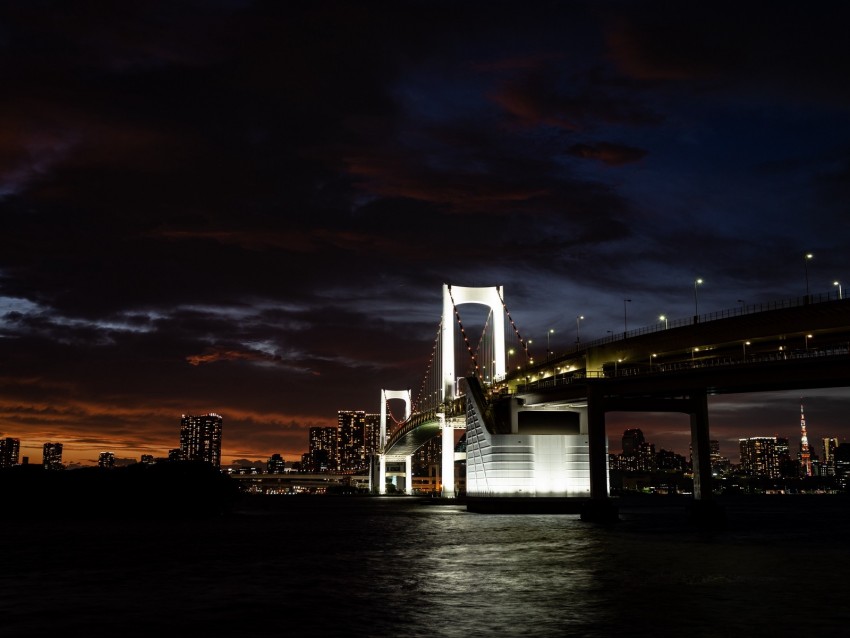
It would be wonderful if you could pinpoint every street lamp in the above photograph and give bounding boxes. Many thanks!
[576,315,584,344]
[624,299,631,337]
[805,333,812,351]
[743,340,750,361]
[650,353,657,370]
[547,329,554,361]
[693,278,703,321]
[508,348,515,370]
[804,253,813,300]
[659,314,668,329]
[835,281,843,300]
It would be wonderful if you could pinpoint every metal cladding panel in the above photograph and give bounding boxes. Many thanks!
[466,397,597,498]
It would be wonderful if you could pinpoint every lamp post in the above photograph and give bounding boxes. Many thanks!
[623,299,631,337]
[804,253,813,301]
[650,353,657,370]
[575,315,584,345]
[805,333,812,351]
[547,329,554,361]
[659,314,668,329]
[743,340,750,362]
[508,348,515,371]
[835,281,843,300]
[693,278,703,322]
[527,340,532,366]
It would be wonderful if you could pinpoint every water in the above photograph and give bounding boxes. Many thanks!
[2,495,848,637]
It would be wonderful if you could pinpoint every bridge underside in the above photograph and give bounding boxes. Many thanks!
[384,421,442,458]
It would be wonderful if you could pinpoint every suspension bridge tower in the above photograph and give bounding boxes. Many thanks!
[376,389,411,495]
[439,284,508,498]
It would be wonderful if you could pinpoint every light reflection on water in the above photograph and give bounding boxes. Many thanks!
[1,496,849,637]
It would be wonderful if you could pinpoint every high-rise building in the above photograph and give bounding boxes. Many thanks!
[799,400,812,477]
[622,428,644,456]
[42,442,64,470]
[179,413,223,468]
[739,437,780,478]
[308,426,338,471]
[620,428,655,471]
[822,437,839,476]
[98,452,115,468]
[0,437,20,468]
[337,410,380,472]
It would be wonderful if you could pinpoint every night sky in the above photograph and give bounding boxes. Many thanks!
[2,1,850,468]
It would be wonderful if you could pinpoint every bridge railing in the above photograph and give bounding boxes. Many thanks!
[576,290,844,352]
[515,344,850,392]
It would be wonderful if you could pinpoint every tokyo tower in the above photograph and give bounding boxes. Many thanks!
[799,399,812,477]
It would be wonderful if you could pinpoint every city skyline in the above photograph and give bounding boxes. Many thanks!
[2,394,841,470]
[2,1,850,466]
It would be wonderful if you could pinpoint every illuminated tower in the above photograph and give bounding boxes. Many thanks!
[0,437,20,468]
[42,442,64,470]
[179,413,223,468]
[799,400,812,477]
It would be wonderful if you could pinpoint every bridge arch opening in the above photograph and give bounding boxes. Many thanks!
[442,283,506,401]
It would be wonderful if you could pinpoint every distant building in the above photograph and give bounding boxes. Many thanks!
[822,438,839,476]
[337,410,379,472]
[168,448,182,462]
[98,452,115,469]
[0,437,20,468]
[140,454,155,465]
[620,428,655,471]
[739,437,780,478]
[267,453,286,473]
[308,426,338,471]
[656,448,688,472]
[179,413,223,468]
[835,443,850,489]
[42,442,64,470]
[413,437,441,476]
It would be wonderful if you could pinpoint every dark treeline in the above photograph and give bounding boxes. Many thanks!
[1,461,241,519]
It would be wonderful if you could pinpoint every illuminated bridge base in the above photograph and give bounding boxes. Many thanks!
[464,377,606,509]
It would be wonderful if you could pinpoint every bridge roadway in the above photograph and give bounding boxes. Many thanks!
[503,296,850,521]
[384,398,466,457]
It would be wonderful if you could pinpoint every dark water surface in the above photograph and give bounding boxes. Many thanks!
[2,495,849,637]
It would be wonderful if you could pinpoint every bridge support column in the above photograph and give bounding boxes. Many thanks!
[687,389,725,527]
[581,385,618,523]
[441,414,455,499]
[690,389,712,501]
[379,454,386,495]
[405,455,413,495]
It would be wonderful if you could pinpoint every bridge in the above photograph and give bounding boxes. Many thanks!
[374,284,850,520]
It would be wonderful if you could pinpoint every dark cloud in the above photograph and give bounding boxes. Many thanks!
[2,1,850,465]
[568,142,648,166]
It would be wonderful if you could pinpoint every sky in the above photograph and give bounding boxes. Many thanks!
[1,0,850,468]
